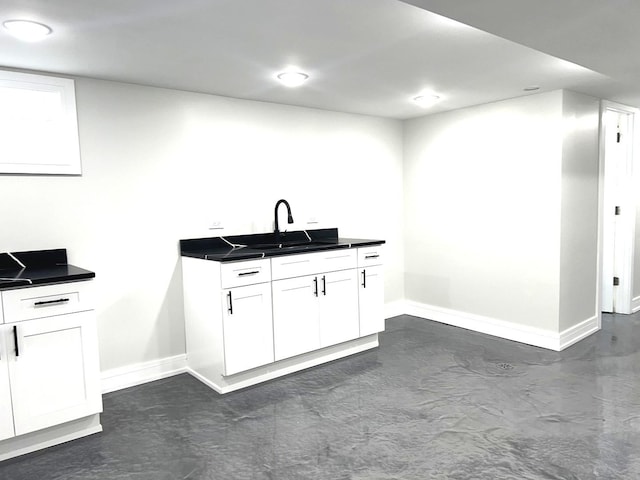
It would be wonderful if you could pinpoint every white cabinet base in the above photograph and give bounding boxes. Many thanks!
[0,414,102,462]
[188,333,379,394]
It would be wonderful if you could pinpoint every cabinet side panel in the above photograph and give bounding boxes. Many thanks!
[0,328,15,440]
[182,257,225,383]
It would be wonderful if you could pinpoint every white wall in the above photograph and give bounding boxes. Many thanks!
[403,91,565,331]
[558,91,600,330]
[0,77,405,372]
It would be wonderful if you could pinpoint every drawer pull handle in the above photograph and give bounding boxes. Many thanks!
[13,326,19,357]
[365,254,379,259]
[322,275,326,296]
[227,291,233,315]
[34,298,70,307]
[362,269,367,288]
[313,277,318,297]
[237,271,259,276]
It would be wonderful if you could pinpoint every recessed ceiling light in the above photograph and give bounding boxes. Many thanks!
[276,71,309,87]
[523,86,540,92]
[413,94,441,108]
[3,20,52,41]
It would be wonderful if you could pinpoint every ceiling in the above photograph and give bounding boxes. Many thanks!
[0,0,636,119]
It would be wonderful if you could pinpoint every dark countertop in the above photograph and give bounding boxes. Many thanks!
[180,228,385,262]
[0,249,95,290]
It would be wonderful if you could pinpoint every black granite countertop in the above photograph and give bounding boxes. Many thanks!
[0,249,95,290]
[180,228,384,262]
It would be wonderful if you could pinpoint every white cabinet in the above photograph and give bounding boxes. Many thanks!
[0,280,102,459]
[319,270,360,348]
[272,275,321,361]
[359,266,385,336]
[183,257,274,382]
[182,243,384,394]
[5,311,102,436]
[271,251,359,361]
[358,246,385,336]
[221,282,273,375]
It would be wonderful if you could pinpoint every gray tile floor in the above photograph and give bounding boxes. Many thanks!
[1,313,639,479]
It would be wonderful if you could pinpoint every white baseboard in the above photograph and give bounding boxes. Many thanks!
[101,354,188,394]
[404,301,598,351]
[0,414,102,462]
[99,300,600,394]
[385,300,405,319]
[559,315,600,350]
[632,296,640,313]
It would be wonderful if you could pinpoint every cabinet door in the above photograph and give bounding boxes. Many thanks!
[272,275,320,361]
[359,266,385,336]
[0,330,15,441]
[319,270,360,348]
[8,311,102,436]
[221,283,274,376]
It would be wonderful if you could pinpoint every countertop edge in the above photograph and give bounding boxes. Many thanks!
[181,239,385,262]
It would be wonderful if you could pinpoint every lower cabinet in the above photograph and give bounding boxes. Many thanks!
[4,311,102,437]
[318,270,360,348]
[359,265,385,336]
[272,269,359,361]
[0,280,103,458]
[182,257,275,381]
[221,283,274,376]
[272,275,321,361]
[182,245,385,393]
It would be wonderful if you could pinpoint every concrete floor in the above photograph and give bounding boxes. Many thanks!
[1,313,639,479]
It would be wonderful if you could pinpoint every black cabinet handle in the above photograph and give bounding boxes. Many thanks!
[238,271,259,277]
[227,291,233,315]
[365,254,379,259]
[34,298,69,307]
[13,325,19,357]
[322,275,326,296]
[362,269,366,288]
[313,277,318,297]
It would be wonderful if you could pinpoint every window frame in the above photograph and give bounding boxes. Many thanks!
[0,69,82,175]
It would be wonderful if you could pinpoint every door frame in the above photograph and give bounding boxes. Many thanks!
[598,100,639,317]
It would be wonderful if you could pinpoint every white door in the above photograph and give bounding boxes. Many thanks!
[272,275,320,361]
[8,312,102,436]
[221,283,274,376]
[602,108,635,313]
[359,266,385,336]
[0,329,15,441]
[319,270,359,348]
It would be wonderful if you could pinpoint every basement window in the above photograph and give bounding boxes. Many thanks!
[0,69,81,175]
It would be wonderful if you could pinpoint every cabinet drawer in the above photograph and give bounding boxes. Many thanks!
[315,249,357,272]
[220,259,271,288]
[271,249,357,280]
[1,281,95,323]
[358,245,384,267]
[271,253,316,280]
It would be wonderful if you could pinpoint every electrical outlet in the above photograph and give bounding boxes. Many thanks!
[209,220,224,230]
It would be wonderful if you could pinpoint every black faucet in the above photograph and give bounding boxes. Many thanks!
[274,199,294,240]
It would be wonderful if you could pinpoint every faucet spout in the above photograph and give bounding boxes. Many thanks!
[274,199,294,238]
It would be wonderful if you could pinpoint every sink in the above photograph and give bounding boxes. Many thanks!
[247,241,334,251]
